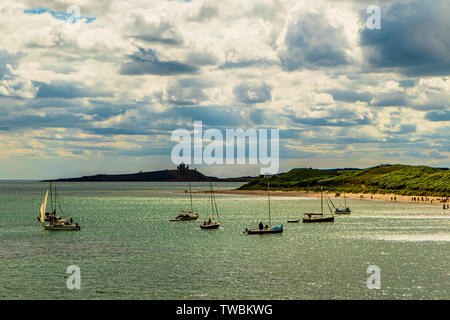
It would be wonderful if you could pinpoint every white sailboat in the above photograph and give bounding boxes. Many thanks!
[37,184,80,231]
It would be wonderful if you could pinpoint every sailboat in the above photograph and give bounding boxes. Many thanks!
[245,182,283,234]
[171,182,199,221]
[38,183,80,231]
[334,193,351,214]
[303,186,334,223]
[200,182,220,229]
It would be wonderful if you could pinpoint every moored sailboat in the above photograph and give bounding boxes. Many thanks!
[334,193,351,214]
[245,182,283,234]
[303,186,334,223]
[200,182,220,229]
[171,182,199,221]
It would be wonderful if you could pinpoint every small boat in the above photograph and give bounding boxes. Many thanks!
[335,208,351,214]
[303,187,334,223]
[38,183,80,231]
[287,219,300,223]
[246,227,283,234]
[334,193,351,214]
[200,182,220,229]
[303,214,335,223]
[171,182,198,221]
[245,182,283,234]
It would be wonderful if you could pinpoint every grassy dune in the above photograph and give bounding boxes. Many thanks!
[239,165,450,197]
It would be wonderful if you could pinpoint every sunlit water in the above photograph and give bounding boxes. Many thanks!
[0,182,448,300]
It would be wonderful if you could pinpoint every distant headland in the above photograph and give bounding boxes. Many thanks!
[44,163,253,182]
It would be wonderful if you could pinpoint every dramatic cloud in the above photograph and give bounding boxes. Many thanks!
[361,0,450,76]
[0,0,448,179]
[277,2,352,71]
[234,81,272,104]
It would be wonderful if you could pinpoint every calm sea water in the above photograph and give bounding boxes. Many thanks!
[0,181,448,300]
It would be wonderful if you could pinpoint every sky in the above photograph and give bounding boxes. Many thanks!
[0,0,449,179]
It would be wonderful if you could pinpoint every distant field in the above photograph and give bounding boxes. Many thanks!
[239,165,450,197]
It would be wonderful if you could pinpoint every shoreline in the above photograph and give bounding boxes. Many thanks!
[204,189,449,205]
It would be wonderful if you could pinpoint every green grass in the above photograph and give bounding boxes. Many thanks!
[239,165,450,196]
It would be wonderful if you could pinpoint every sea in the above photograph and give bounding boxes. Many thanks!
[0,181,448,299]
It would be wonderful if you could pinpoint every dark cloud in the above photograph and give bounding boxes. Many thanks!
[287,107,372,127]
[218,59,278,70]
[0,112,86,130]
[278,12,349,71]
[405,150,447,160]
[163,106,242,126]
[35,81,112,99]
[120,47,198,76]
[360,0,450,76]
[165,78,211,105]
[234,81,272,104]
[383,124,417,134]
[130,16,183,45]
[369,92,408,107]
[187,2,218,22]
[326,89,371,103]
[398,80,417,88]
[425,110,450,122]
[86,128,157,136]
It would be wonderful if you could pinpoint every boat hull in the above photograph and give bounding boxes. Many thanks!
[44,224,80,231]
[246,228,283,234]
[200,222,220,229]
[303,216,334,223]
[171,214,199,221]
[334,209,352,214]
[287,219,300,223]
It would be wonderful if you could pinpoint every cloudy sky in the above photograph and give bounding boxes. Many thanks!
[0,0,449,179]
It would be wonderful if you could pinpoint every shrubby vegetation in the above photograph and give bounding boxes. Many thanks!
[239,165,450,196]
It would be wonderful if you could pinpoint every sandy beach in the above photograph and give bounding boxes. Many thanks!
[198,189,449,206]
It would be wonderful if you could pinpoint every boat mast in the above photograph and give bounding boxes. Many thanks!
[344,193,347,208]
[209,182,214,219]
[49,182,53,212]
[211,182,220,222]
[268,182,272,228]
[189,182,193,214]
[321,186,323,215]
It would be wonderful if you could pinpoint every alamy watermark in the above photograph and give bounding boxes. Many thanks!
[171,121,279,175]
[66,265,81,289]
[366,265,381,289]
[66,5,81,29]
[366,5,381,30]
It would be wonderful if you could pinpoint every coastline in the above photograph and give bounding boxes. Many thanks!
[207,189,448,205]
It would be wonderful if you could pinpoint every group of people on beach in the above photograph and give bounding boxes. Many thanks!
[411,196,434,202]
[409,196,449,209]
